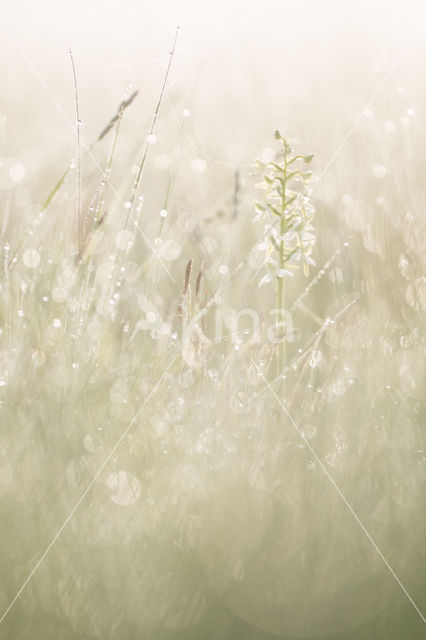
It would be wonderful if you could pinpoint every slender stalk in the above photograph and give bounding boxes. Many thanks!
[126,25,180,225]
[7,92,138,269]
[41,168,68,212]
[276,145,288,377]
[94,98,125,224]
[232,167,240,219]
[255,131,315,380]
[69,47,81,257]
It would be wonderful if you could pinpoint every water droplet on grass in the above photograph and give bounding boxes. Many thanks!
[372,164,386,178]
[9,163,26,182]
[192,158,207,173]
[105,470,141,506]
[230,390,251,414]
[384,120,396,132]
[115,230,135,251]
[32,350,46,367]
[178,369,194,388]
[309,350,322,368]
[159,239,181,261]
[23,249,40,268]
[83,434,96,452]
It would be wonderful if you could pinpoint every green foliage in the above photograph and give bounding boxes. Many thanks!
[253,131,317,372]
[254,130,316,285]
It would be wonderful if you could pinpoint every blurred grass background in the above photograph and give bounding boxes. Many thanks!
[0,1,425,639]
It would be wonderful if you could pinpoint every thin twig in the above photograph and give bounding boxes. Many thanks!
[69,46,81,255]
[127,25,180,220]
[98,90,138,141]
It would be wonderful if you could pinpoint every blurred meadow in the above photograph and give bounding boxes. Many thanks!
[0,1,425,639]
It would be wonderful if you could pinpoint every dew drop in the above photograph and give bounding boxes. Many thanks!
[177,212,198,233]
[83,434,96,452]
[9,163,26,182]
[122,261,140,282]
[159,239,181,261]
[398,254,411,279]
[309,350,322,368]
[105,470,141,506]
[192,158,207,174]
[115,230,135,251]
[23,249,40,268]
[230,390,251,414]
[372,164,387,178]
[178,369,194,388]
[331,379,347,396]
[32,350,46,367]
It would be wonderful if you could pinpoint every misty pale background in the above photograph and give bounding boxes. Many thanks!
[0,1,425,640]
